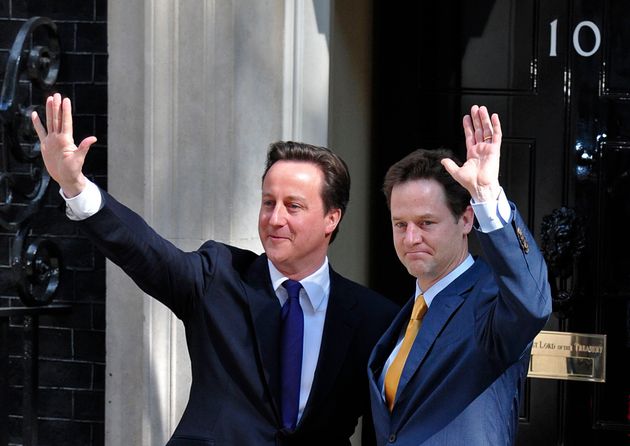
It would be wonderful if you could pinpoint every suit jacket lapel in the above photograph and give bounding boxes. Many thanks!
[300,269,359,422]
[393,260,484,411]
[367,296,415,425]
[244,254,283,420]
[393,293,465,405]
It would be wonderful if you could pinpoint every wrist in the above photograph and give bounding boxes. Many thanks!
[60,174,87,198]
[472,183,501,203]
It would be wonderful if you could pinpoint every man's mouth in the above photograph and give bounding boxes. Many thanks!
[269,234,290,241]
[406,250,429,258]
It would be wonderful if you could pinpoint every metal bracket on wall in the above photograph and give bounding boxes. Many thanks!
[0,16,61,307]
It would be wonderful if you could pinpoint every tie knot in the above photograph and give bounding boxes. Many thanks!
[410,294,427,321]
[282,279,302,300]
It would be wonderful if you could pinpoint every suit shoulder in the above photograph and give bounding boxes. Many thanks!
[198,241,261,273]
[333,272,400,317]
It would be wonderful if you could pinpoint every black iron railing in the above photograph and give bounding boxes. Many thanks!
[0,17,66,446]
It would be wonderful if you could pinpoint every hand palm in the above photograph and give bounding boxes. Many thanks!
[41,132,80,181]
[442,105,502,202]
[457,141,500,188]
[31,94,96,195]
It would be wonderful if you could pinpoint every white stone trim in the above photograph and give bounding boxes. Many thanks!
[282,0,330,145]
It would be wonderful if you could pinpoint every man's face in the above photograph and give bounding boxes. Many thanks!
[390,178,473,291]
[258,160,341,279]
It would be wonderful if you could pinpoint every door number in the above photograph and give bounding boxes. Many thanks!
[549,19,601,57]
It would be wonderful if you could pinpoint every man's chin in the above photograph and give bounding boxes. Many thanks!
[265,248,288,265]
[406,264,429,279]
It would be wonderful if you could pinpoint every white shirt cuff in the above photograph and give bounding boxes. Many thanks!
[471,187,512,233]
[59,179,103,221]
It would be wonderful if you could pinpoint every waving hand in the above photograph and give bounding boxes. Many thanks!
[441,105,502,202]
[31,93,97,197]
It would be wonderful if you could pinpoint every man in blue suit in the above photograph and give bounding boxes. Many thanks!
[32,94,399,445]
[368,105,552,445]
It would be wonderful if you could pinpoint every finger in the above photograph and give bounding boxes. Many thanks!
[463,115,475,149]
[470,105,483,143]
[62,97,73,135]
[463,115,473,136]
[31,111,47,143]
[470,105,481,129]
[52,93,62,133]
[479,106,493,138]
[77,136,97,154]
[45,95,54,133]
[491,113,502,144]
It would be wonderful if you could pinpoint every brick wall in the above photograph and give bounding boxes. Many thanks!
[0,1,107,445]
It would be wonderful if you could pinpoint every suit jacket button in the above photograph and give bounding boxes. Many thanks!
[388,433,397,443]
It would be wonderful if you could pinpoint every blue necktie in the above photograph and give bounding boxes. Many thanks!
[280,279,304,430]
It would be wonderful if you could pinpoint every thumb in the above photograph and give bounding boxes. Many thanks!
[77,136,97,155]
[31,111,47,143]
[441,158,459,177]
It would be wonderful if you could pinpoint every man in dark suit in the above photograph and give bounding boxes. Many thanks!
[368,106,552,445]
[32,93,398,445]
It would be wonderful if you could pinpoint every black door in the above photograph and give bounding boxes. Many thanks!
[370,1,630,444]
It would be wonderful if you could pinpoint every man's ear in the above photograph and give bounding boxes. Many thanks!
[460,205,474,235]
[325,208,342,235]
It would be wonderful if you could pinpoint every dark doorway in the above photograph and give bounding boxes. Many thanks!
[371,1,630,444]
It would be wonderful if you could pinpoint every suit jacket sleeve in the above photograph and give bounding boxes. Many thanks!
[474,203,552,365]
[76,189,217,319]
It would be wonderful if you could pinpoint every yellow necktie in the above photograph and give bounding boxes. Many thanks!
[384,294,427,411]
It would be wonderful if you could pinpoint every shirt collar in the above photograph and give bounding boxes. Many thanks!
[267,258,330,312]
[415,254,474,307]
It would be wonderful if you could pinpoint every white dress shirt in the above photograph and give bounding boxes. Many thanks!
[60,179,103,220]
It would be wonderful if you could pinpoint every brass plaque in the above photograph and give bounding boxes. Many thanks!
[528,330,606,382]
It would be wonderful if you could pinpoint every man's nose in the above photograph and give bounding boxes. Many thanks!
[269,204,287,226]
[404,224,422,245]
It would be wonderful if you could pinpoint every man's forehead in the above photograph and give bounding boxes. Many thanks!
[261,190,307,200]
[391,179,447,202]
[390,180,451,215]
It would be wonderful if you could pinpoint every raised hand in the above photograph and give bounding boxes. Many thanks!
[441,105,502,202]
[31,93,97,197]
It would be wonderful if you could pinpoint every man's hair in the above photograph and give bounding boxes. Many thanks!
[383,148,470,219]
[262,141,350,243]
